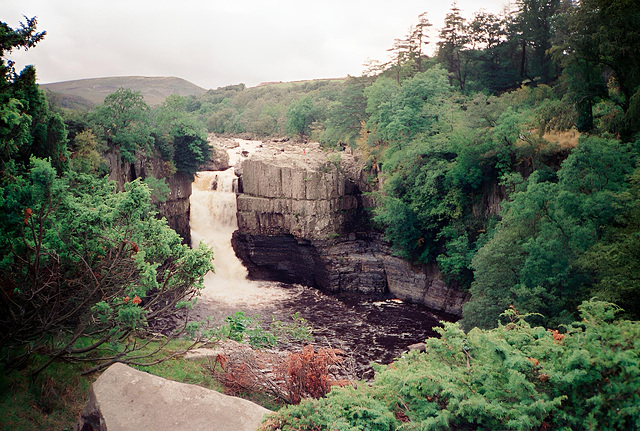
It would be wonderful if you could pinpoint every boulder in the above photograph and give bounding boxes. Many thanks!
[75,363,270,431]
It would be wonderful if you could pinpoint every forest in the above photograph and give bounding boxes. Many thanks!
[1,0,639,429]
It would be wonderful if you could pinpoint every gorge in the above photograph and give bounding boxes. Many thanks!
[186,136,464,374]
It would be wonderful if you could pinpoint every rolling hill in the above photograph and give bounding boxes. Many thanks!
[41,76,208,108]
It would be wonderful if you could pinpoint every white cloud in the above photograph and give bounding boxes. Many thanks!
[5,0,511,89]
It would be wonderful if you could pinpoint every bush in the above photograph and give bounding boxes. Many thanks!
[260,300,640,430]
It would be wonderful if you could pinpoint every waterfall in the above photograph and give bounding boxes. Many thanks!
[190,139,289,305]
[191,168,248,282]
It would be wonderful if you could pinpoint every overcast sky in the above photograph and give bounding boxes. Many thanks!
[5,0,512,90]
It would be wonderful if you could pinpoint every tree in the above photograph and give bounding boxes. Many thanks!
[508,0,565,82]
[412,12,433,73]
[385,13,432,84]
[437,2,471,91]
[0,17,45,87]
[0,160,214,372]
[566,0,640,138]
[93,88,153,163]
[462,136,638,330]
[286,95,317,140]
[0,15,214,377]
[320,77,367,148]
[170,115,210,175]
[578,166,640,319]
[0,18,68,172]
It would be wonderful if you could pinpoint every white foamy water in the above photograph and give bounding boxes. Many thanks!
[190,139,292,306]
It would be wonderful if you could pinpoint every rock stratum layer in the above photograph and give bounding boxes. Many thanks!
[232,142,468,316]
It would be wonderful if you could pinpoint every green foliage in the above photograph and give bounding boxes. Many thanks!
[286,95,318,140]
[578,165,640,318]
[169,114,211,174]
[463,136,638,329]
[320,77,367,148]
[218,311,314,349]
[0,159,214,371]
[69,129,105,174]
[142,174,170,203]
[92,87,153,163]
[262,300,640,431]
[0,42,70,172]
[220,311,277,349]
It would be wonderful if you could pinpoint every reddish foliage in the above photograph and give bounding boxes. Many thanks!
[549,329,565,344]
[131,295,142,305]
[211,343,349,405]
[395,409,411,423]
[278,345,344,404]
[24,207,32,225]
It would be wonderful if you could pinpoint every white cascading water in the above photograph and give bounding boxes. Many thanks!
[190,140,290,306]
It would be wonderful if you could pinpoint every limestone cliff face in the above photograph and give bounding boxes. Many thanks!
[106,150,192,244]
[232,143,469,316]
[236,158,358,239]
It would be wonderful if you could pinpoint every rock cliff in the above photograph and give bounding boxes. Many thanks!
[232,142,469,316]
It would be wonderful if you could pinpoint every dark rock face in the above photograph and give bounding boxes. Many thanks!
[232,231,469,315]
[155,172,192,243]
[232,232,329,288]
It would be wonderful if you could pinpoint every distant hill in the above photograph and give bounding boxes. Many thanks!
[41,76,208,109]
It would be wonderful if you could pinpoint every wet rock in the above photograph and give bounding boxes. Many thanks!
[200,143,231,171]
[75,363,269,431]
[407,342,427,352]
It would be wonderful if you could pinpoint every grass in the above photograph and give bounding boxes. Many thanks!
[0,357,92,431]
[0,338,227,431]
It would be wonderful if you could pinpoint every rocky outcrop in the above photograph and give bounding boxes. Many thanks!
[236,157,358,239]
[201,137,231,171]
[232,143,469,316]
[75,362,270,431]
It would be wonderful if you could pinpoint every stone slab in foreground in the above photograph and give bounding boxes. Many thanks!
[75,362,270,431]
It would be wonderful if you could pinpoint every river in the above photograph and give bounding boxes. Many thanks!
[189,138,455,378]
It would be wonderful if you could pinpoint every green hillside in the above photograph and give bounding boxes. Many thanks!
[41,75,207,108]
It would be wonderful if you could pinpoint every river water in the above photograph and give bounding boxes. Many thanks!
[189,139,454,377]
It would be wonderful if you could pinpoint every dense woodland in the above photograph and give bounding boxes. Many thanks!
[1,0,640,429]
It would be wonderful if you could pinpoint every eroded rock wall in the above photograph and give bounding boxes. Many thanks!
[232,145,469,316]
